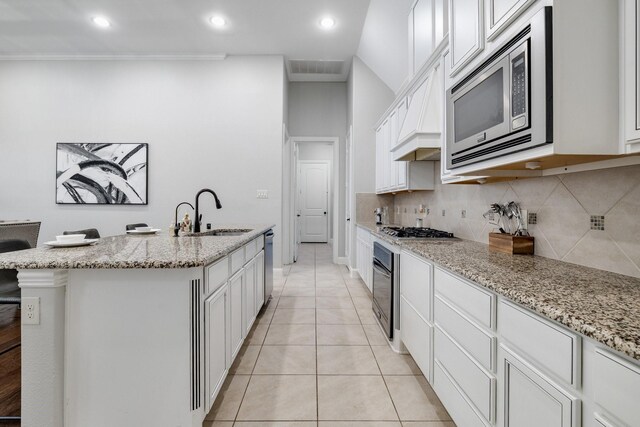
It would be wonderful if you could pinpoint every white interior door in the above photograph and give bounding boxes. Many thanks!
[299,162,329,243]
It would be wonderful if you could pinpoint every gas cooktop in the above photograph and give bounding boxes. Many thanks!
[380,226,455,239]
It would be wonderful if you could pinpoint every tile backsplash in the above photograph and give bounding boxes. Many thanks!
[387,162,640,278]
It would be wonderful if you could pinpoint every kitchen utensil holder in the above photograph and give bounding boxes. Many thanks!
[489,233,534,255]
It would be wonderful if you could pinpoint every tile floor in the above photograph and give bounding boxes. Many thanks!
[204,243,455,427]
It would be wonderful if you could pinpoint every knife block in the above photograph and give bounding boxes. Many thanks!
[489,233,534,255]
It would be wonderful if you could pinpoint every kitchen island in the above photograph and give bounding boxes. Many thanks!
[0,224,274,427]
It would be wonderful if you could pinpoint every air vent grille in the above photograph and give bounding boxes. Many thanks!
[289,59,344,75]
[190,278,202,411]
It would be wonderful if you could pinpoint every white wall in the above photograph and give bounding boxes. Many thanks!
[357,0,414,93]
[0,56,286,267]
[287,82,347,257]
[347,57,394,268]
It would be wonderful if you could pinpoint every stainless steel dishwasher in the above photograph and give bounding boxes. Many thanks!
[264,230,274,302]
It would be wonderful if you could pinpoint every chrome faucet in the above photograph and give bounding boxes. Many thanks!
[194,189,222,233]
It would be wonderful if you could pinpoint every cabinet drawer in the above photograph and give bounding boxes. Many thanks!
[433,361,489,427]
[434,295,494,371]
[499,300,579,386]
[593,348,640,427]
[206,256,229,296]
[435,326,495,423]
[400,250,432,322]
[400,296,432,380]
[230,248,245,275]
[245,238,259,260]
[434,267,495,329]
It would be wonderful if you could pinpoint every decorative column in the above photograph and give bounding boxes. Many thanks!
[18,270,68,427]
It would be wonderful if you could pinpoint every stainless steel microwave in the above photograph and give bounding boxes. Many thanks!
[446,7,553,169]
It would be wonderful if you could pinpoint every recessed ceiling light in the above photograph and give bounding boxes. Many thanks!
[210,15,226,27]
[320,17,335,29]
[92,16,111,28]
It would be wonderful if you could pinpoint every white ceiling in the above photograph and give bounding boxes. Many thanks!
[0,0,371,81]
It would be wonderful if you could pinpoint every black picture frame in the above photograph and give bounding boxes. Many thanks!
[55,143,149,205]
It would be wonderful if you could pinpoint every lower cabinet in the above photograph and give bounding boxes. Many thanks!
[500,345,580,427]
[204,236,268,416]
[356,227,373,292]
[400,296,432,380]
[244,259,256,334]
[255,250,265,312]
[204,283,229,412]
[229,269,244,360]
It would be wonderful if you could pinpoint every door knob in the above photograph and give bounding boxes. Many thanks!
[324,211,327,215]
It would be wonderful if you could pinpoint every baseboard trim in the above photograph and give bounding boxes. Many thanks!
[336,257,348,265]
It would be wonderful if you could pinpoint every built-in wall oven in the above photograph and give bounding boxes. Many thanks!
[446,6,553,169]
[372,241,399,339]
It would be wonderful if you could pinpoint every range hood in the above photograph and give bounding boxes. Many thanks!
[392,67,443,161]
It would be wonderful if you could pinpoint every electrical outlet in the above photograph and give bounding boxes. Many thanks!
[461,210,466,218]
[418,204,426,214]
[442,209,446,217]
[256,190,268,199]
[22,297,40,325]
[396,206,400,215]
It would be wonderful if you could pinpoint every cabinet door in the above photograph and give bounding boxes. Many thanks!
[229,270,244,359]
[401,296,432,380]
[244,260,256,334]
[376,126,384,192]
[382,120,391,190]
[205,284,229,411]
[501,346,580,427]
[397,101,408,188]
[625,0,640,146]
[449,0,484,75]
[486,0,535,41]
[255,251,265,312]
[389,111,399,189]
[413,0,435,73]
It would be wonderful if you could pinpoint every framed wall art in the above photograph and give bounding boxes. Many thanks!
[56,143,148,205]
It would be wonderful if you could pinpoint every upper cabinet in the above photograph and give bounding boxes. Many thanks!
[448,0,484,75]
[625,0,640,152]
[486,0,536,41]
[409,0,449,76]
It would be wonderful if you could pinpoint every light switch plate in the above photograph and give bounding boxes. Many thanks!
[257,190,268,199]
[22,297,40,325]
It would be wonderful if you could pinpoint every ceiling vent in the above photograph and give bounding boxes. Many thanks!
[289,59,344,75]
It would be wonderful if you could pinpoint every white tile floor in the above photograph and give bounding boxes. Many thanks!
[205,243,455,427]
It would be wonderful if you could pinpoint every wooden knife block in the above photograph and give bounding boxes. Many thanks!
[489,233,534,255]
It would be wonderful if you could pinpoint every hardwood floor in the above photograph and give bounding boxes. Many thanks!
[0,304,20,423]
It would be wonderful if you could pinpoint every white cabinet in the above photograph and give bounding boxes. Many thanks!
[229,269,244,360]
[625,0,640,150]
[400,251,434,381]
[255,250,265,312]
[409,0,449,75]
[204,283,229,412]
[356,227,373,292]
[375,115,435,194]
[244,258,256,335]
[485,0,535,40]
[500,346,580,427]
[449,0,484,75]
[592,348,640,427]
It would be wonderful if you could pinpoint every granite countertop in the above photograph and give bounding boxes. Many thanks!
[0,224,274,269]
[357,222,640,361]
